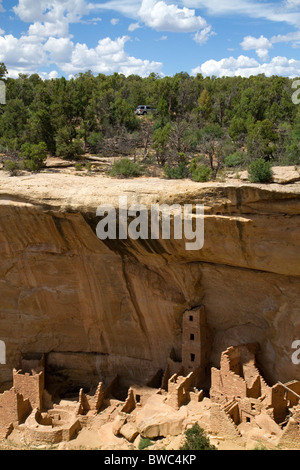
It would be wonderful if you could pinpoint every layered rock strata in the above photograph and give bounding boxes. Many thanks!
[0,173,299,392]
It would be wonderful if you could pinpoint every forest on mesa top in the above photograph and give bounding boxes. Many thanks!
[0,61,299,182]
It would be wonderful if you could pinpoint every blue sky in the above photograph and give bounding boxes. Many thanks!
[0,0,300,79]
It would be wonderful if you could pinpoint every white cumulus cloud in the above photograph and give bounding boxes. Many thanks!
[44,37,74,63]
[285,0,300,8]
[13,0,89,23]
[62,36,163,76]
[43,35,163,77]
[138,0,207,32]
[128,22,142,32]
[28,20,70,38]
[1,1,163,78]
[193,25,215,44]
[0,34,48,77]
[0,31,163,78]
[241,35,273,61]
[192,54,300,78]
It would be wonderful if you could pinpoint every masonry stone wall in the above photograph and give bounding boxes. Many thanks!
[24,409,80,445]
[79,382,104,413]
[166,369,202,410]
[121,388,136,414]
[210,402,241,439]
[284,381,300,407]
[13,369,44,410]
[210,345,265,403]
[210,366,247,402]
[0,388,31,438]
[182,306,210,383]
[271,384,288,424]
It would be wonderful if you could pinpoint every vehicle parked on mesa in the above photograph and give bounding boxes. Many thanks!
[135,105,157,115]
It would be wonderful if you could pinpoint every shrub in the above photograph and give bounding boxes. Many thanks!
[87,131,103,153]
[248,158,273,183]
[3,160,19,176]
[191,164,213,182]
[55,130,84,160]
[253,444,268,450]
[180,423,217,451]
[19,142,47,172]
[164,161,189,180]
[23,159,42,172]
[0,138,19,154]
[75,163,83,171]
[110,158,142,178]
[138,438,153,450]
[224,152,246,168]
[280,142,300,166]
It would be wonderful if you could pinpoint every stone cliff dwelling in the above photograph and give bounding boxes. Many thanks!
[0,177,299,450]
[1,306,300,449]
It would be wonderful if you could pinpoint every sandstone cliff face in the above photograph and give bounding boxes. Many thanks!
[0,173,299,392]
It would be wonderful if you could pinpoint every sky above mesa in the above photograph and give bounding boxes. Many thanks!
[0,0,300,79]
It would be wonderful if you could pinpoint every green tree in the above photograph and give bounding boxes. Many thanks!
[247,119,278,161]
[228,116,247,142]
[19,142,47,172]
[112,97,139,132]
[248,158,273,183]
[275,118,300,165]
[152,123,172,165]
[224,151,247,168]
[29,108,56,153]
[87,131,103,153]
[198,124,226,176]
[180,424,217,451]
[156,97,170,128]
[0,62,8,80]
[197,89,212,120]
[55,127,84,160]
[0,99,29,145]
[155,76,178,115]
[0,71,298,173]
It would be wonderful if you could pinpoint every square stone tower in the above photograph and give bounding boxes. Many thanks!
[182,306,209,383]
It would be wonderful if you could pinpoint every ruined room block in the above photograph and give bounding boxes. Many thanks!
[0,389,31,438]
[13,369,44,410]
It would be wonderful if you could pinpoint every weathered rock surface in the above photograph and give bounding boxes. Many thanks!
[136,395,188,438]
[231,166,300,185]
[119,423,139,442]
[112,414,127,436]
[254,411,282,437]
[0,172,300,390]
[271,166,300,184]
